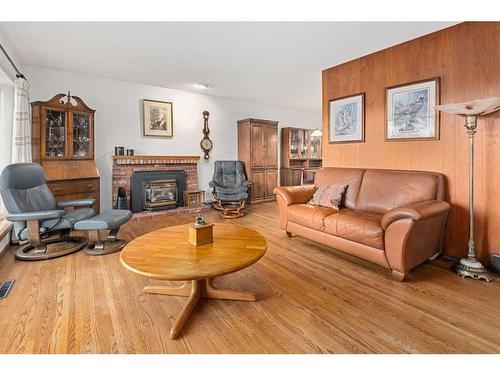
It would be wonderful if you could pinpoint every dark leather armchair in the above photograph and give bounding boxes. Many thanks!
[0,163,95,260]
[209,161,250,218]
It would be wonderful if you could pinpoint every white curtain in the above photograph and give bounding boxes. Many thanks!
[11,77,31,163]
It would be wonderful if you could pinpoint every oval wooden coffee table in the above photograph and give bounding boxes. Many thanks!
[120,223,267,339]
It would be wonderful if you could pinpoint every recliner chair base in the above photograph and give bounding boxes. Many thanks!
[84,228,127,256]
[15,236,87,261]
[213,199,246,219]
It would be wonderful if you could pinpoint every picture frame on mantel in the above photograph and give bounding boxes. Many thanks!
[385,77,440,141]
[143,99,173,138]
[328,93,365,144]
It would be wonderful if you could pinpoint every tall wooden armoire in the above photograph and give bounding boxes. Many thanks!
[31,93,100,213]
[237,118,278,203]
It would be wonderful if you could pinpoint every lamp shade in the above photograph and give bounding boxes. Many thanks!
[435,97,500,116]
[311,129,323,137]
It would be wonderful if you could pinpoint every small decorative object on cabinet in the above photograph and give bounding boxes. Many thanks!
[143,99,173,137]
[200,111,213,160]
[237,118,278,203]
[31,93,100,213]
[183,190,205,207]
[280,127,322,186]
[436,96,500,282]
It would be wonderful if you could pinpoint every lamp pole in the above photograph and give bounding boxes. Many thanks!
[453,114,492,281]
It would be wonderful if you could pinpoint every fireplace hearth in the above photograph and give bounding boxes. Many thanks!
[130,170,186,213]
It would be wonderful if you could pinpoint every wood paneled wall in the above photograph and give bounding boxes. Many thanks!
[322,22,500,260]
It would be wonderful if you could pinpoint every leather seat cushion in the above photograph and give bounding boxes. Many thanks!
[324,209,384,250]
[74,209,132,230]
[215,191,248,201]
[214,185,248,194]
[287,204,338,231]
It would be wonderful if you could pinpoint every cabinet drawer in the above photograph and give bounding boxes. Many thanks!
[48,179,99,196]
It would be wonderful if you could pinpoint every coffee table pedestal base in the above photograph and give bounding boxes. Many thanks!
[143,279,256,339]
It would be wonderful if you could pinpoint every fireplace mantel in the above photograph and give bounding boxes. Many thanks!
[113,155,200,165]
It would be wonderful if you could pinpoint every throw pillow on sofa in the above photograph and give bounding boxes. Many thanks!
[308,183,347,210]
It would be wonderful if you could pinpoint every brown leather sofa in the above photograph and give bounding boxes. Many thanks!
[274,167,451,280]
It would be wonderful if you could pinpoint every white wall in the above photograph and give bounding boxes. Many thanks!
[25,66,320,210]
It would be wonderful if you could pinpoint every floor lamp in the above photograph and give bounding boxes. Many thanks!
[436,97,500,282]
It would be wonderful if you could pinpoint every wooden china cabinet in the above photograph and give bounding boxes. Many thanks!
[280,127,322,186]
[31,93,100,213]
[237,118,278,204]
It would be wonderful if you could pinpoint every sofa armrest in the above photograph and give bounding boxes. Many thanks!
[57,199,96,209]
[381,200,451,230]
[6,209,66,222]
[273,185,317,206]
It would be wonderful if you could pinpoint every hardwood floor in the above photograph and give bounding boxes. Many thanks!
[0,202,499,353]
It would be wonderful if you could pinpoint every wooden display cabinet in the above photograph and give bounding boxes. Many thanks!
[237,118,278,204]
[280,127,323,186]
[31,93,100,213]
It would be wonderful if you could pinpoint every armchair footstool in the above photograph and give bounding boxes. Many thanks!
[74,209,132,255]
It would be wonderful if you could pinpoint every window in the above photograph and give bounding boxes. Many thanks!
[0,82,14,219]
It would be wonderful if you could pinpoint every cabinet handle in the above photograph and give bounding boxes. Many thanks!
[87,184,94,188]
[52,188,62,192]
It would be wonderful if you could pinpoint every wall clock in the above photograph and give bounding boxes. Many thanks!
[200,110,213,160]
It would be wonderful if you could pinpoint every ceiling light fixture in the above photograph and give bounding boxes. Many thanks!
[194,83,211,90]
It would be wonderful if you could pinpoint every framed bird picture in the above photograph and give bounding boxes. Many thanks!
[329,93,365,143]
[385,77,440,141]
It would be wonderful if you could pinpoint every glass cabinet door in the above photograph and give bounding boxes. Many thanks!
[289,128,300,159]
[299,129,309,158]
[44,110,67,158]
[310,133,322,159]
[72,112,91,158]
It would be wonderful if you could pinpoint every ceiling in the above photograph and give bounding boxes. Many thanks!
[0,22,455,113]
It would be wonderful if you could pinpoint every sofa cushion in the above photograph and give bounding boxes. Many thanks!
[355,170,441,214]
[324,210,384,250]
[314,168,365,210]
[287,204,338,231]
[308,183,347,209]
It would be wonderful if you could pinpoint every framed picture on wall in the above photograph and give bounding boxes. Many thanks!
[143,99,173,137]
[385,77,440,141]
[329,93,365,143]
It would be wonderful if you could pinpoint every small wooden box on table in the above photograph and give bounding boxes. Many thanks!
[188,224,214,246]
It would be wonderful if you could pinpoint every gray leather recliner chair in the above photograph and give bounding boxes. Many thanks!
[209,160,251,218]
[0,163,95,260]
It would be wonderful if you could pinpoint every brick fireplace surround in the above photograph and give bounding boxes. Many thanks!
[112,155,209,217]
